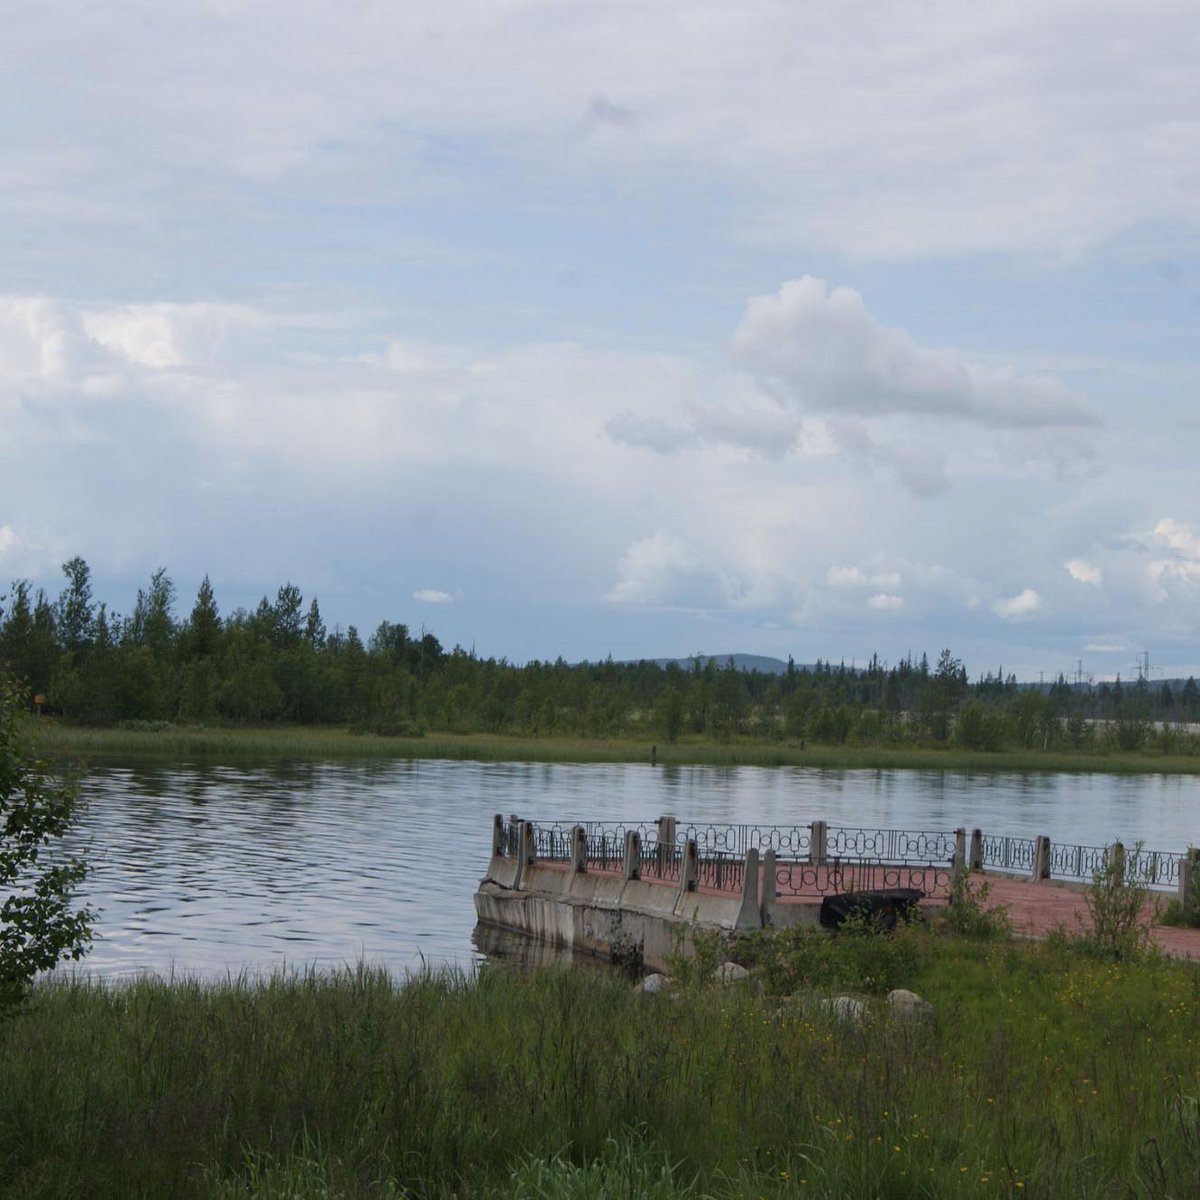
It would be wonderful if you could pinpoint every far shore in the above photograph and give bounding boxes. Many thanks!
[28,719,1200,774]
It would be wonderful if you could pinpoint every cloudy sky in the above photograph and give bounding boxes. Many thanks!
[3,1,1200,680]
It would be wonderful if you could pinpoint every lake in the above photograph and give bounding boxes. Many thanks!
[62,759,1200,979]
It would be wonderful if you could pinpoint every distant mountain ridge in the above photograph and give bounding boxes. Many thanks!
[642,654,797,675]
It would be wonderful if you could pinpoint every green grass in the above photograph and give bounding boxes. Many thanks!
[3,932,1200,1197]
[28,719,1200,773]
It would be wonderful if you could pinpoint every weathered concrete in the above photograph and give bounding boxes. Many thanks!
[474,853,763,972]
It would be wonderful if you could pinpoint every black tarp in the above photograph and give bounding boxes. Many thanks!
[819,887,924,932]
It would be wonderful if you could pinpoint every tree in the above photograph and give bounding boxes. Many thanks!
[55,557,95,656]
[1,673,93,1013]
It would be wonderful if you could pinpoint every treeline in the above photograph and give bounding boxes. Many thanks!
[2,557,1199,752]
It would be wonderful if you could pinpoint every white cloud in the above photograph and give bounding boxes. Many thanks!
[867,593,904,611]
[827,565,902,590]
[606,530,728,608]
[992,589,1043,621]
[0,525,23,562]
[1065,558,1103,586]
[6,4,1200,264]
[605,412,697,454]
[413,588,453,604]
[733,277,1097,430]
[82,302,267,368]
[1085,641,1129,654]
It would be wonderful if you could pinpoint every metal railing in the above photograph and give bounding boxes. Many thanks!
[773,859,953,899]
[498,815,1189,894]
[826,826,956,862]
[696,850,745,893]
[978,833,1036,875]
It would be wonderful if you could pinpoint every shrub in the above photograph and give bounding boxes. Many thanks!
[1,674,94,1015]
[1080,842,1155,960]
[943,870,1012,939]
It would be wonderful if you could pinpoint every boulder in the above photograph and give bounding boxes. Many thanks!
[887,988,935,1023]
[635,972,674,995]
[715,961,751,985]
[815,994,869,1024]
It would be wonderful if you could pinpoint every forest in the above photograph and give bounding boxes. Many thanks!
[2,557,1198,754]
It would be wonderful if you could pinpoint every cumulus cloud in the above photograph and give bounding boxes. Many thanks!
[605,399,798,458]
[1142,518,1200,602]
[605,411,698,454]
[733,277,1097,430]
[1065,558,1103,586]
[413,588,453,604]
[868,593,904,610]
[82,302,265,369]
[992,589,1043,621]
[0,525,23,562]
[827,565,902,590]
[606,530,730,608]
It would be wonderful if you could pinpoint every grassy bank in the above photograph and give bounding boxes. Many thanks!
[3,932,1200,1198]
[28,719,1200,773]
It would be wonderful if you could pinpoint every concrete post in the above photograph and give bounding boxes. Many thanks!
[514,820,535,890]
[570,825,587,874]
[492,813,505,857]
[952,828,966,876]
[679,838,698,893]
[810,819,828,866]
[735,847,760,929]
[1107,841,1126,887]
[760,848,777,926]
[1178,848,1200,911]
[623,830,641,880]
[970,828,983,870]
[656,815,677,876]
[1032,835,1051,882]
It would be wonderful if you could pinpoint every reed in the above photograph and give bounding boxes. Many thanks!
[2,932,1198,1198]
[29,720,1200,774]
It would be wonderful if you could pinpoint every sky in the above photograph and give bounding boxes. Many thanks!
[2,1,1200,681]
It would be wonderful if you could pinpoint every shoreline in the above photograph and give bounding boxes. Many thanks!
[28,719,1200,774]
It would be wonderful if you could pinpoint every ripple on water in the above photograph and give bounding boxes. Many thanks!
[60,758,1200,980]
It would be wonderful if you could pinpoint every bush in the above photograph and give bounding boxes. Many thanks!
[1,674,94,1015]
[1080,843,1155,960]
[943,870,1012,939]
[740,916,923,996]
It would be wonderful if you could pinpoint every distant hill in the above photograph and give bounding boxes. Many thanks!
[641,654,797,675]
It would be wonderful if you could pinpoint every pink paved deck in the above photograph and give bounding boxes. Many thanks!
[544,857,1200,959]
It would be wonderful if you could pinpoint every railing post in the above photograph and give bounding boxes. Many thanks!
[736,847,760,929]
[570,825,587,874]
[492,813,505,857]
[1107,841,1125,887]
[623,830,641,880]
[1179,848,1200,911]
[1033,835,1051,882]
[515,820,535,890]
[810,819,828,866]
[679,838,698,893]
[952,827,966,877]
[970,828,983,870]
[760,847,777,926]
[656,814,677,875]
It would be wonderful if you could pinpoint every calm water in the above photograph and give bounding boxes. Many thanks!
[60,759,1200,979]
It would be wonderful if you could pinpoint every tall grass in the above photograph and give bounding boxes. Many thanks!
[30,720,1200,774]
[3,934,1200,1198]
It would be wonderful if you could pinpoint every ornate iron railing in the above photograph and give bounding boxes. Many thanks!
[1046,841,1107,883]
[639,841,681,882]
[978,833,1036,874]
[772,859,953,898]
[826,826,957,862]
[497,815,1187,893]
[696,850,745,893]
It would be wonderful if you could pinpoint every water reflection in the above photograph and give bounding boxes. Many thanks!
[63,759,1200,981]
